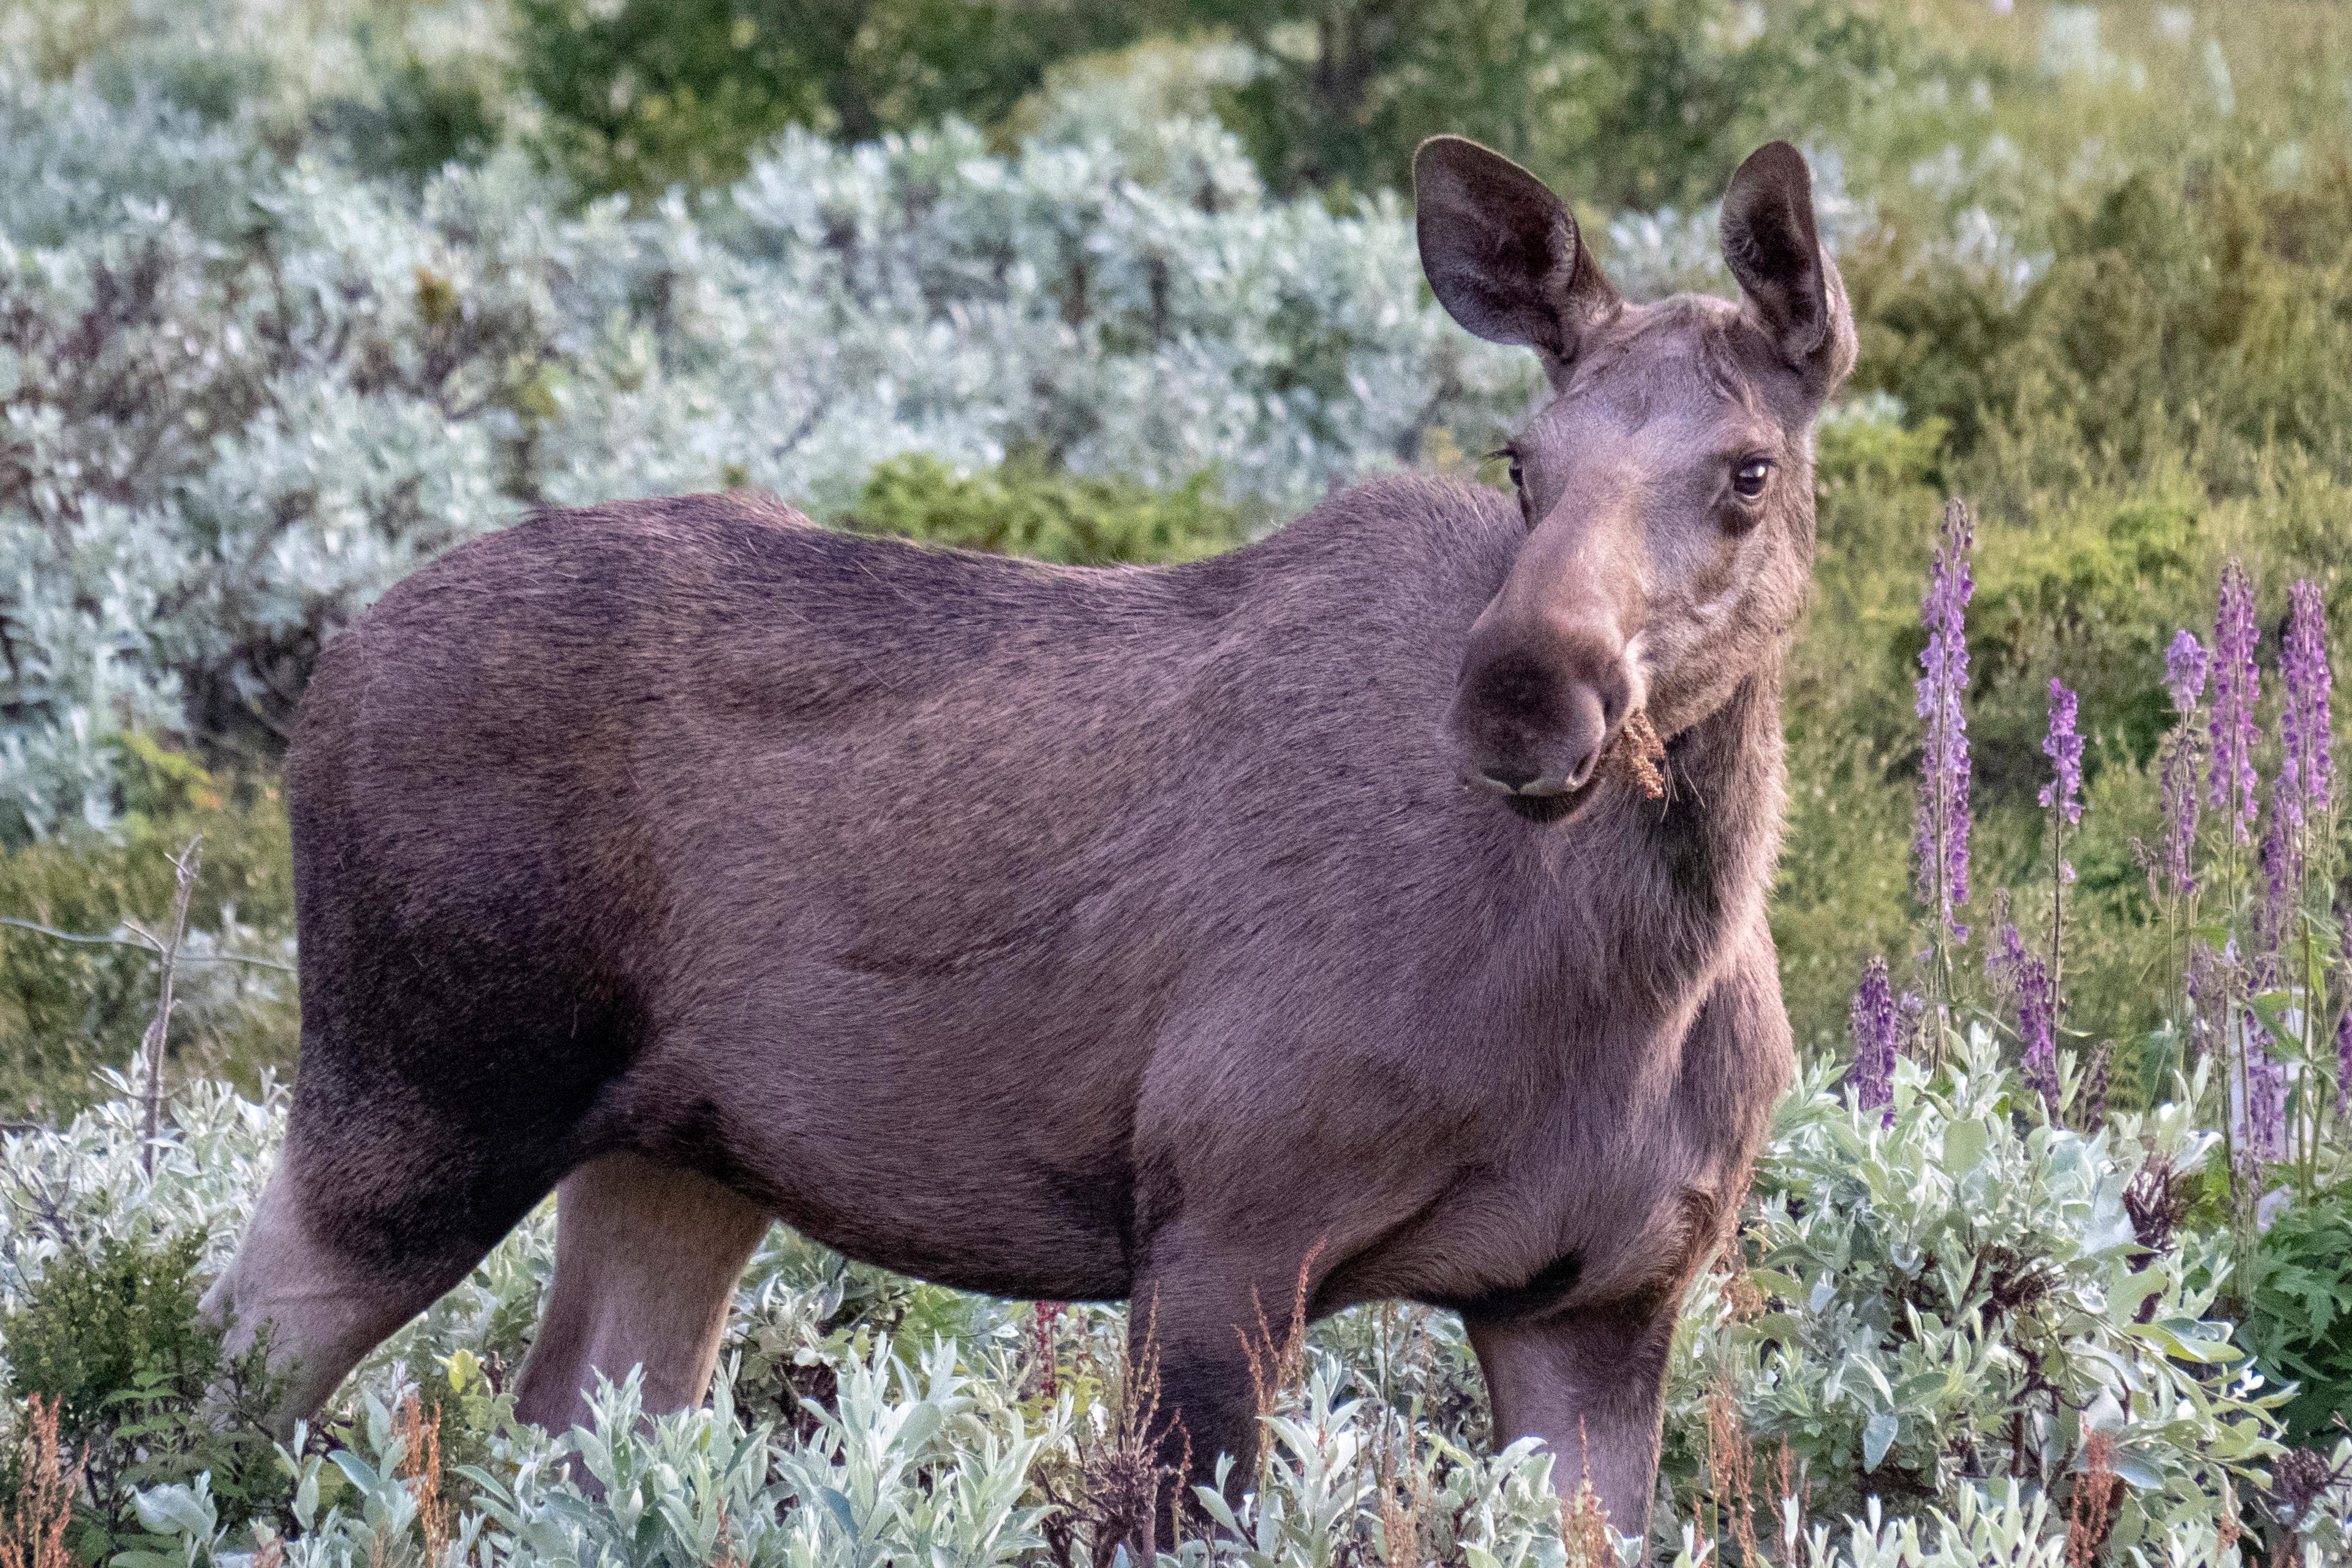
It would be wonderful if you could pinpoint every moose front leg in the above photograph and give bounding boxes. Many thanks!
[1462,946,1781,1547]
[1120,1221,1332,1550]
[1468,1291,1683,1544]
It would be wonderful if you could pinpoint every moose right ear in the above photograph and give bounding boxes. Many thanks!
[1414,136,1619,380]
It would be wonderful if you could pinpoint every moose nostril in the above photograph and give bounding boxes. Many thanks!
[1482,761,1542,792]
[1565,749,1599,790]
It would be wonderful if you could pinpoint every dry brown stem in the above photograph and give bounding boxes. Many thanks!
[396,1390,449,1567]
[1705,1369,1762,1566]
[1030,1300,1068,1402]
[0,1396,80,1568]
[137,835,202,1175]
[1371,1306,1435,1568]
[1240,1240,1325,1420]
[2064,1430,2119,1567]
[1559,1419,1615,1568]
[1045,1294,1182,1568]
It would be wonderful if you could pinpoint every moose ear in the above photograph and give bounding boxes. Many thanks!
[1719,141,1856,389]
[1414,136,1619,379]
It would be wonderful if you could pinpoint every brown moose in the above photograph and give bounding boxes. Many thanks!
[206,137,1853,1539]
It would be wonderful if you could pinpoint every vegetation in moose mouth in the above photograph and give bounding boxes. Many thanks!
[1497,713,1668,823]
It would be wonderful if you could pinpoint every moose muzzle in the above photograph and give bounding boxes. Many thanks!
[1442,508,1643,821]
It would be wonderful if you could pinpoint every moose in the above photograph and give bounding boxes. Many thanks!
[206,135,1853,1539]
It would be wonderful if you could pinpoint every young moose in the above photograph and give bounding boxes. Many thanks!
[209,137,1853,1538]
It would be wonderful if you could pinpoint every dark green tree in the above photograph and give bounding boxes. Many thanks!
[518,0,1163,195]
[1187,0,1923,209]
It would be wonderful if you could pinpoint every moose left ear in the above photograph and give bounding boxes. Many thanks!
[1719,141,1856,391]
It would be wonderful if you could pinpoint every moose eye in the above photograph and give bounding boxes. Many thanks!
[1490,448,1533,526]
[1732,456,1773,500]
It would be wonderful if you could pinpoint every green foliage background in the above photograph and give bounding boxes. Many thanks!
[4,0,2352,1554]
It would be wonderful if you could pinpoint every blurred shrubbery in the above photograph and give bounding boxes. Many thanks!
[513,0,1151,195]
[0,749,293,1121]
[843,456,1248,565]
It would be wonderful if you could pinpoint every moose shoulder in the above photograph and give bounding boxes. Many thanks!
[207,137,1853,1542]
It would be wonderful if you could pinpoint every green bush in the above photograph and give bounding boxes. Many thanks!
[1856,156,2352,497]
[13,1073,2345,1567]
[2,1227,288,1561]
[838,455,1250,567]
[2242,1187,2352,1443]
[1669,1041,2283,1550]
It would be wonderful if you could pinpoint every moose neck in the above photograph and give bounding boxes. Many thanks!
[1522,650,1789,1022]
[1652,655,1789,904]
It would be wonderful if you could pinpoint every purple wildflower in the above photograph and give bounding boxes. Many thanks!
[2280,578,2333,828]
[2166,629,2209,716]
[2262,582,2332,950]
[1849,957,1899,1120]
[2150,630,2208,902]
[2152,729,2201,900]
[2261,800,2303,949]
[1915,500,1975,944]
[1990,921,2059,1110]
[2337,1011,2351,1120]
[2185,940,2223,1066]
[2208,562,2261,845]
[2236,1036,2290,1172]
[2040,678,2084,826]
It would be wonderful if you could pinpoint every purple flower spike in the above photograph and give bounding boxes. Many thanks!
[2040,678,2083,826]
[2185,940,2222,1065]
[2154,728,2201,900]
[2238,1035,2290,1172]
[2337,1011,2351,1120]
[2280,579,2333,829]
[1849,957,1899,1121]
[1915,501,1975,944]
[2152,630,2208,901]
[2166,630,2209,715]
[1990,921,2059,1110]
[2261,804,2302,949]
[2208,562,2261,845]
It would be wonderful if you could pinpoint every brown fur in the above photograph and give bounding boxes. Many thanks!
[204,138,1852,1537]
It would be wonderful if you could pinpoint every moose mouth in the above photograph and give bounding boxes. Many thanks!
[1483,713,1666,826]
[1497,778,1599,824]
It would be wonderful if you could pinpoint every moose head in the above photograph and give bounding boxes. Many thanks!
[1416,137,1857,822]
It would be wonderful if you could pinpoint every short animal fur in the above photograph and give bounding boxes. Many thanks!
[208,137,1855,1538]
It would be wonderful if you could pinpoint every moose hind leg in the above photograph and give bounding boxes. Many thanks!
[205,1158,507,1436]
[513,1153,771,1433]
